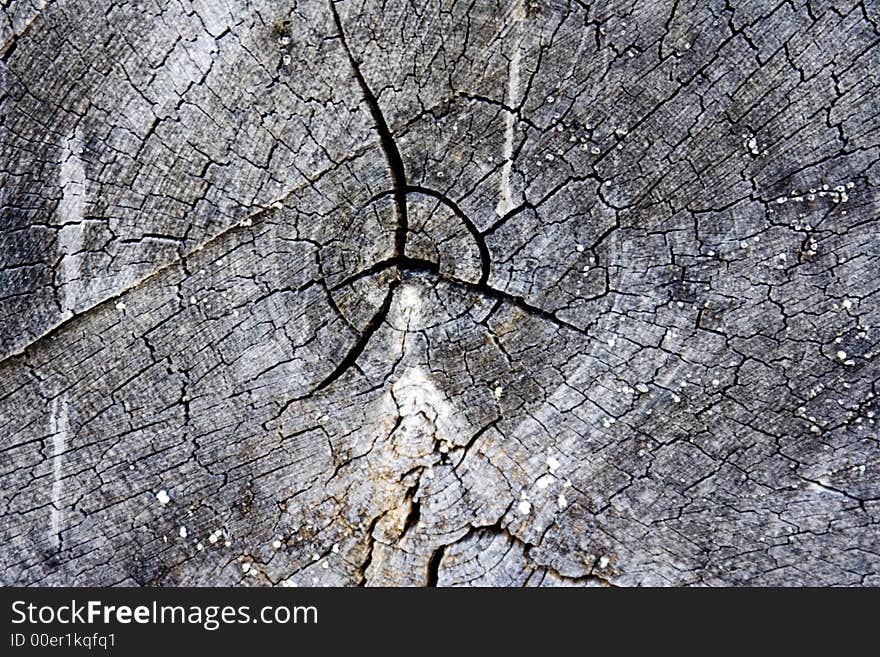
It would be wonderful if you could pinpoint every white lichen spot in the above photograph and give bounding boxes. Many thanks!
[156,489,171,506]
[178,526,187,539]
[546,456,560,472]
[537,474,554,489]
[745,136,760,155]
[517,499,532,515]
[837,350,847,360]
[272,539,282,549]
[115,301,126,312]
[557,493,567,509]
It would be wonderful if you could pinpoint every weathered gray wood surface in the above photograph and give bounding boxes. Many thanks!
[1,0,879,586]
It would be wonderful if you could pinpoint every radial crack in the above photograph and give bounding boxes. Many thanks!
[313,280,400,394]
[329,0,409,257]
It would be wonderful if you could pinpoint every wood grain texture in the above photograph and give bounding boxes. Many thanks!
[1,0,879,586]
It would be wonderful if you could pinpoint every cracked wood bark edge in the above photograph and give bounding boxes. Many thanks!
[1,0,879,586]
